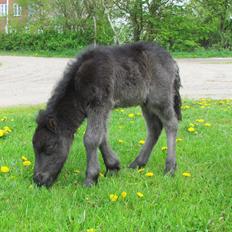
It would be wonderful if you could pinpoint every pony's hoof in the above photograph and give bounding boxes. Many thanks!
[104,166,120,177]
[128,161,138,169]
[164,160,177,176]
[129,160,145,169]
[84,177,98,187]
[106,160,120,170]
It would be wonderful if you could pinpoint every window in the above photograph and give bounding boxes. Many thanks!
[13,4,22,17]
[0,4,8,17]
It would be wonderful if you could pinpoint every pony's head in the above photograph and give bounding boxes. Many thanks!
[32,110,72,187]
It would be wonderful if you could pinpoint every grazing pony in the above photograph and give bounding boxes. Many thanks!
[32,42,182,187]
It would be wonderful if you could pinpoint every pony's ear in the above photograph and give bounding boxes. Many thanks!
[47,117,57,133]
[36,110,57,133]
[36,110,46,125]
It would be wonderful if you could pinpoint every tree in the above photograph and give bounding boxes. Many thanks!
[189,0,232,49]
[114,0,145,41]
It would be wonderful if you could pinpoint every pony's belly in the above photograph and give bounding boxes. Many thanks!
[113,99,142,108]
[113,88,148,108]
[113,68,150,108]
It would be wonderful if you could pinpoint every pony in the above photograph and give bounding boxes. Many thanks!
[32,42,181,187]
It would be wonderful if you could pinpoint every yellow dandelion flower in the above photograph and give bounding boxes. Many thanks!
[21,156,28,161]
[3,126,12,133]
[204,123,211,127]
[195,119,205,123]
[121,191,127,199]
[138,168,144,173]
[219,100,224,105]
[3,126,12,132]
[181,105,191,110]
[109,194,118,202]
[0,130,5,137]
[145,172,154,177]
[176,138,183,142]
[139,140,145,145]
[0,116,7,122]
[136,192,144,198]
[187,127,195,133]
[99,172,104,177]
[182,172,191,177]
[118,139,124,144]
[200,106,206,109]
[161,146,168,152]
[87,229,96,232]
[0,166,10,173]
[23,160,31,167]
[128,113,135,118]
[199,98,206,101]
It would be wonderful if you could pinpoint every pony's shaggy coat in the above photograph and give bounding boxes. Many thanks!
[32,42,181,187]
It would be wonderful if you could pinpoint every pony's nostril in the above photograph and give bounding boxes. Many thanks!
[33,173,46,186]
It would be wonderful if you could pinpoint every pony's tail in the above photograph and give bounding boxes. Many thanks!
[173,64,182,121]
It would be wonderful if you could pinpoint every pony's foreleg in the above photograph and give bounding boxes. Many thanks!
[83,109,108,186]
[99,134,120,175]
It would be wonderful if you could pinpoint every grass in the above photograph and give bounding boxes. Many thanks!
[0,99,232,231]
[0,49,231,59]
[172,50,232,58]
[0,49,80,58]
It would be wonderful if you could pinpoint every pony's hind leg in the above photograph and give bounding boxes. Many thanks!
[156,105,178,175]
[129,105,163,169]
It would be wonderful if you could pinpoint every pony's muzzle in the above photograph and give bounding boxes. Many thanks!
[33,172,53,187]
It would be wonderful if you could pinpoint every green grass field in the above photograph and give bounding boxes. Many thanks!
[0,49,232,59]
[0,99,232,231]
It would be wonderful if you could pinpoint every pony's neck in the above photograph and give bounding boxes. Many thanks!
[48,91,85,135]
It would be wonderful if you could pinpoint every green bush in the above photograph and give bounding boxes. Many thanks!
[0,31,91,51]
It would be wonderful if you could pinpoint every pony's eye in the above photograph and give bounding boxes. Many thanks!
[45,143,57,154]
[46,145,54,152]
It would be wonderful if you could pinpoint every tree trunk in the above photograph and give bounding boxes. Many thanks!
[93,15,97,47]
[132,24,141,41]
[104,5,119,44]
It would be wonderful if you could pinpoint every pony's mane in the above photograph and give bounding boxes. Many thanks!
[45,46,97,114]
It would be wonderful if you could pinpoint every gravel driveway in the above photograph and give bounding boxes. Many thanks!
[0,56,231,107]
